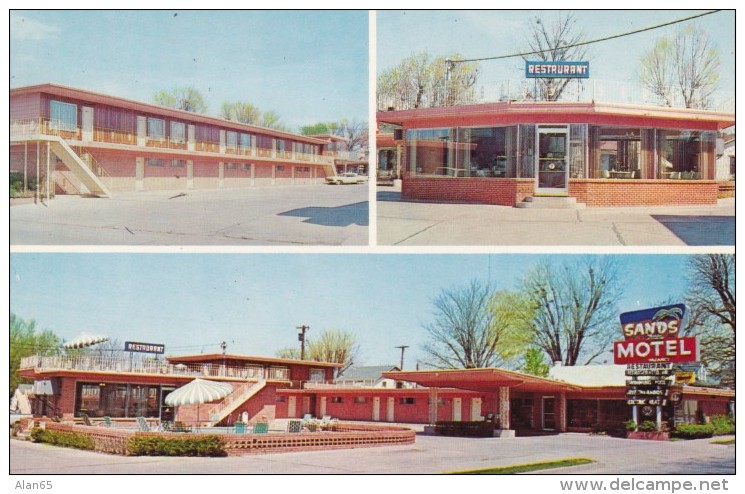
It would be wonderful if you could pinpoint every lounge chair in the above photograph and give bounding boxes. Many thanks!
[287,420,303,433]
[234,422,247,434]
[302,414,313,422]
[159,420,173,432]
[80,413,93,426]
[136,416,151,432]
[253,422,269,434]
[173,421,192,433]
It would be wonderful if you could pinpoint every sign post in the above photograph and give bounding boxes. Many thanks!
[614,304,695,432]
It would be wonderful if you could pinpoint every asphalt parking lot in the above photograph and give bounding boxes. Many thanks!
[10,184,369,246]
[10,432,735,475]
[377,188,735,246]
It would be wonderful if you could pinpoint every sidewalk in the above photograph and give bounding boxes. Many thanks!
[377,188,735,246]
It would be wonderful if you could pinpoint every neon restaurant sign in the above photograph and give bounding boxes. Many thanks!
[525,61,590,78]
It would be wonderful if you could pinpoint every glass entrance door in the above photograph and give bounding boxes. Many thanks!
[536,127,569,194]
[542,396,556,431]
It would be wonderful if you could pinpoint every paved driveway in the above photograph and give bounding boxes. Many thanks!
[10,184,369,246]
[377,189,735,246]
[10,432,734,475]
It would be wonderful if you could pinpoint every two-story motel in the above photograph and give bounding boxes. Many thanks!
[10,83,353,197]
[18,352,733,434]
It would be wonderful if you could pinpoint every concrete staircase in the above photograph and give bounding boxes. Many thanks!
[49,138,111,197]
[208,380,267,426]
[516,196,586,209]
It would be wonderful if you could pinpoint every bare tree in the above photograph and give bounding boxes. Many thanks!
[153,86,208,113]
[339,119,369,153]
[639,23,720,109]
[377,52,479,110]
[522,257,622,366]
[421,279,504,369]
[306,329,360,374]
[684,254,735,387]
[220,101,261,124]
[521,13,589,101]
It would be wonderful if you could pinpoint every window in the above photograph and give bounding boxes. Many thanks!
[170,121,186,143]
[331,397,343,404]
[276,165,285,172]
[276,139,286,152]
[226,131,238,149]
[276,396,286,403]
[354,397,368,404]
[240,133,252,150]
[297,167,310,173]
[50,100,77,131]
[147,117,165,140]
[147,158,164,167]
[226,162,236,170]
[309,368,326,382]
[399,397,415,405]
[240,163,249,171]
[170,159,186,168]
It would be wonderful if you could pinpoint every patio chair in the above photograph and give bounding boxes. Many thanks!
[287,420,303,433]
[173,421,192,433]
[102,416,112,427]
[302,413,313,422]
[136,416,151,432]
[234,422,247,434]
[159,420,173,432]
[252,422,269,434]
[80,413,93,426]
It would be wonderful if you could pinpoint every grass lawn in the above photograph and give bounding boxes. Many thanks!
[446,458,594,475]
[710,438,735,445]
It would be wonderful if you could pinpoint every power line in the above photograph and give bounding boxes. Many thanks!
[449,10,721,64]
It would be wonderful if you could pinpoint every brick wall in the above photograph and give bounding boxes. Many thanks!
[717,180,735,198]
[402,177,534,206]
[569,179,719,207]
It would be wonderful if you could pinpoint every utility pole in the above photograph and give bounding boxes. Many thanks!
[297,325,310,360]
[395,345,409,370]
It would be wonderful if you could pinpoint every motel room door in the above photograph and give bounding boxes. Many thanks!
[372,397,381,421]
[542,396,556,431]
[452,397,462,421]
[535,126,569,195]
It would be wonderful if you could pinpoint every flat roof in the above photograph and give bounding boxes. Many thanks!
[383,368,582,393]
[11,83,329,145]
[166,353,343,368]
[377,101,734,132]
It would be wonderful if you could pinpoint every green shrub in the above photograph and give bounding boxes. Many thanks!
[29,427,95,450]
[672,424,714,440]
[709,415,735,436]
[127,434,226,457]
[624,420,637,431]
[638,420,659,432]
[435,421,494,437]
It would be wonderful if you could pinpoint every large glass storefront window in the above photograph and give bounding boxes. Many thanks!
[407,126,517,178]
[593,126,642,178]
[75,382,162,418]
[656,130,714,179]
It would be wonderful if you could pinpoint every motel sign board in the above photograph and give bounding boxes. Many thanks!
[525,61,590,78]
[614,337,697,364]
[614,303,696,365]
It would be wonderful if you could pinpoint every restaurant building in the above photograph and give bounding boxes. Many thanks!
[377,101,734,207]
[10,83,343,197]
[17,352,340,426]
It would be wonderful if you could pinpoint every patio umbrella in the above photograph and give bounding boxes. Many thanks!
[164,379,233,427]
[62,332,109,349]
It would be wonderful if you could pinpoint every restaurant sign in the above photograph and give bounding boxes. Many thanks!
[124,341,165,354]
[525,61,590,78]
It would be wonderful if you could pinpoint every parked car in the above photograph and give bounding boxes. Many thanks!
[376,170,395,186]
[325,172,367,185]
[10,413,32,426]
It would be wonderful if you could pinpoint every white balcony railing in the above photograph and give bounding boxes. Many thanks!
[19,354,280,381]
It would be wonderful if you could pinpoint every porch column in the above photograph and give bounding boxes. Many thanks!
[499,386,510,430]
[428,387,439,425]
[558,392,567,432]
[36,141,40,203]
[46,141,50,203]
[24,141,28,192]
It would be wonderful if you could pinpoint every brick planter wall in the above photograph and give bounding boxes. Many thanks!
[569,179,719,207]
[717,180,735,198]
[402,177,533,206]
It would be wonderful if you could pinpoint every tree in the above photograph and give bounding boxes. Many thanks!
[684,254,735,387]
[377,52,479,110]
[421,279,504,369]
[299,121,341,136]
[520,347,550,377]
[220,101,261,124]
[306,329,359,373]
[153,86,208,113]
[339,119,369,153]
[639,23,720,109]
[275,347,300,360]
[10,313,61,396]
[521,12,589,101]
[522,257,622,366]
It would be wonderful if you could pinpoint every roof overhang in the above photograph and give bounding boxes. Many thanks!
[384,368,582,393]
[166,353,343,368]
[377,101,734,132]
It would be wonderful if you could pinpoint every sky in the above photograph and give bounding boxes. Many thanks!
[10,253,692,368]
[376,10,735,102]
[9,10,369,130]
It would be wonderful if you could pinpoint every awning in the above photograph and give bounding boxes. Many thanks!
[383,368,581,393]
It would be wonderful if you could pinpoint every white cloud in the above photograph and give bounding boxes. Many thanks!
[10,13,60,41]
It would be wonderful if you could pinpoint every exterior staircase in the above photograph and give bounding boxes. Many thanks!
[208,380,267,426]
[49,138,111,197]
[515,196,586,209]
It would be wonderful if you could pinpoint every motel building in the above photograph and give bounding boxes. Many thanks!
[9,83,353,198]
[17,351,733,435]
[376,79,735,208]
